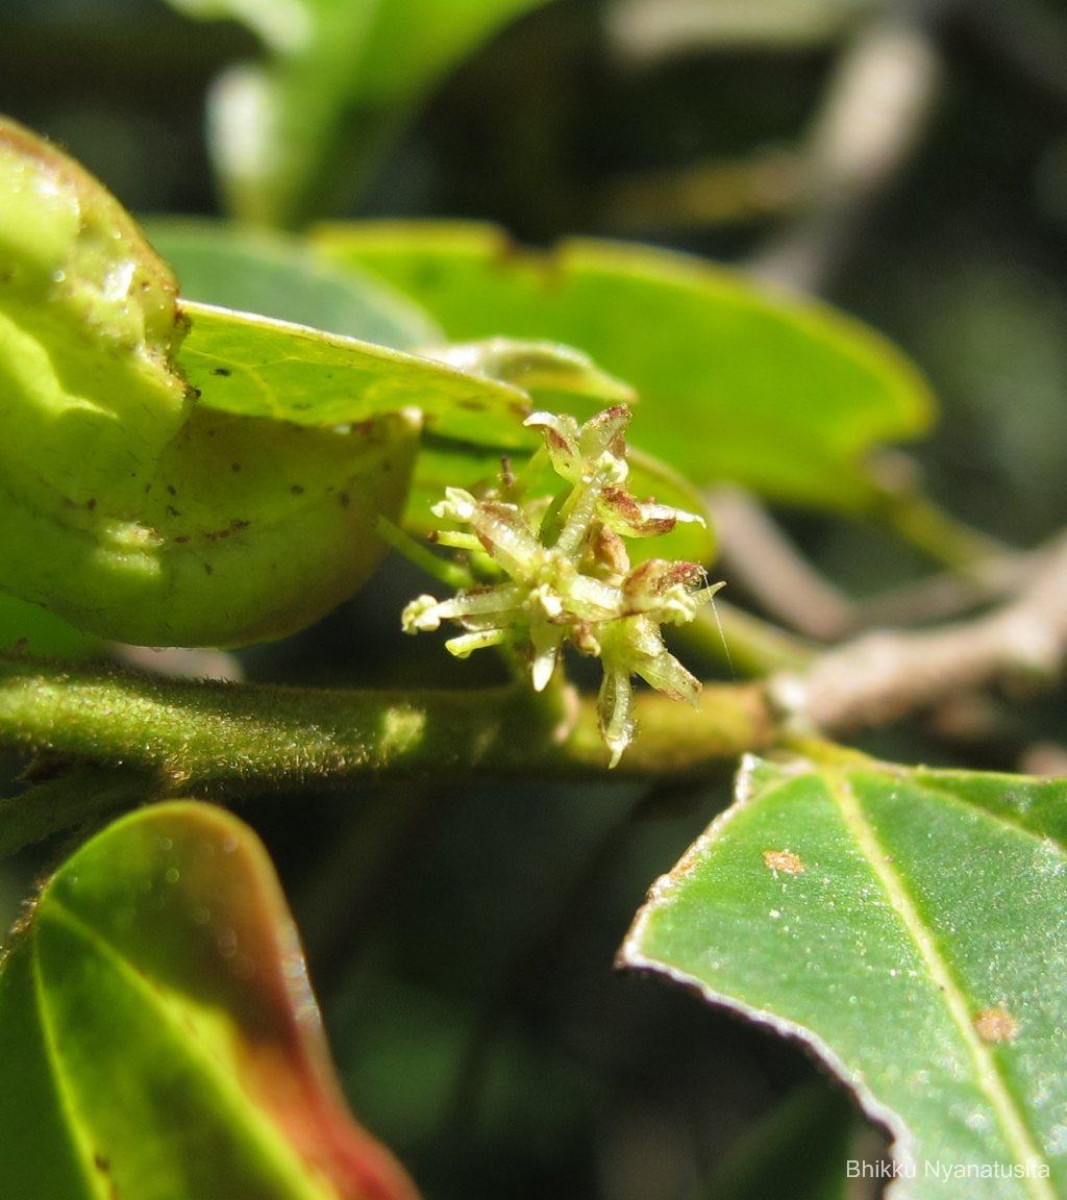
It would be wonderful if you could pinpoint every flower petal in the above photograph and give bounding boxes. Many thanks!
[578,404,630,462]
[529,621,563,691]
[468,502,541,575]
[446,629,507,658]
[525,411,581,480]
[598,663,635,768]
[634,648,701,705]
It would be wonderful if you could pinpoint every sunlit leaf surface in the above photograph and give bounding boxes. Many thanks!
[317,221,935,510]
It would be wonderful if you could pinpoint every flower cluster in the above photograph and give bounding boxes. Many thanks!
[401,406,722,765]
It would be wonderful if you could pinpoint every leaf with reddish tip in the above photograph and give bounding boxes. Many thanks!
[0,801,420,1200]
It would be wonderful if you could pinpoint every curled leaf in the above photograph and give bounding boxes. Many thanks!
[0,117,418,647]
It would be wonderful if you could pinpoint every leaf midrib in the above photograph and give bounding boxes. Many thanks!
[828,772,1054,1199]
[34,896,331,1200]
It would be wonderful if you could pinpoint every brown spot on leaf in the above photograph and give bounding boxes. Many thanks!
[974,1006,1018,1043]
[212,367,231,377]
[290,484,305,495]
[762,849,805,876]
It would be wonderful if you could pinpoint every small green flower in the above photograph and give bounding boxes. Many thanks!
[401,405,722,766]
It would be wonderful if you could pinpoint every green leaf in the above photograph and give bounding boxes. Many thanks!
[0,117,424,646]
[178,300,530,435]
[315,221,935,510]
[0,801,420,1200]
[146,219,442,349]
[163,0,552,226]
[0,592,106,660]
[171,287,713,561]
[619,753,1067,1197]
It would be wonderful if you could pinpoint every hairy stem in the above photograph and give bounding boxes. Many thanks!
[0,656,773,830]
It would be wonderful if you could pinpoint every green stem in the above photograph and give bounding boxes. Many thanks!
[678,600,817,676]
[375,515,472,589]
[875,488,1007,570]
[0,656,773,804]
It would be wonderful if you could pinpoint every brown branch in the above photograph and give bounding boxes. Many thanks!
[750,16,943,292]
[707,487,855,640]
[791,531,1067,730]
[851,546,1039,628]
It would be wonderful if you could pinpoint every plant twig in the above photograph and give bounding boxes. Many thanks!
[789,531,1067,731]
[7,523,1067,852]
[750,16,943,293]
[707,487,855,640]
[852,545,1039,628]
[0,655,772,795]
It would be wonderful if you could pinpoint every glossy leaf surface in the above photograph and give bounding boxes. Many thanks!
[317,221,935,510]
[0,118,422,646]
[148,218,713,561]
[620,754,1067,1198]
[0,801,420,1200]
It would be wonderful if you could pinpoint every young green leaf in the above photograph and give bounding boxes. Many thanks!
[315,221,935,510]
[0,801,421,1200]
[619,753,1067,1198]
[176,301,529,436]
